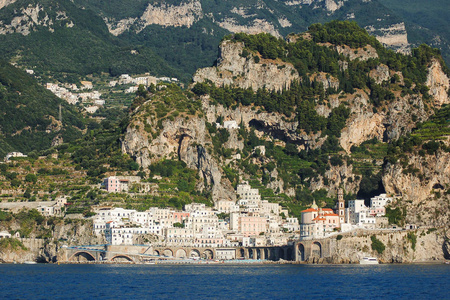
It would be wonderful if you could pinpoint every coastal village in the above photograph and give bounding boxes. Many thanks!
[92,179,393,249]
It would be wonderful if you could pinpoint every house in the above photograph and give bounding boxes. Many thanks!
[300,200,340,239]
[103,176,131,192]
[4,152,27,161]
[0,231,11,239]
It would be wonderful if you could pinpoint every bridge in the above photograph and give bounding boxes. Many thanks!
[59,239,334,263]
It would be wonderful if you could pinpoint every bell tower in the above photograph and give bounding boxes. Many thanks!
[338,188,345,224]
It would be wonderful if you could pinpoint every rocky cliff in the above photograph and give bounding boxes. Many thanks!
[383,148,450,227]
[193,40,299,92]
[106,0,203,36]
[123,29,450,207]
[0,219,103,263]
[330,228,448,264]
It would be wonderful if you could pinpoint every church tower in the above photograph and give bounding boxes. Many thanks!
[337,188,345,224]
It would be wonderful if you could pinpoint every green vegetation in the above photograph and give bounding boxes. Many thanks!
[406,232,417,251]
[371,235,386,254]
[0,238,27,251]
[386,104,450,163]
[385,207,406,226]
[0,60,85,157]
[0,0,182,81]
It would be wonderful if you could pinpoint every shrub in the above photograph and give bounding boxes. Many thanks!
[407,232,417,251]
[371,235,385,254]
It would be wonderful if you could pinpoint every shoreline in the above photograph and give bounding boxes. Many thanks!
[3,259,447,266]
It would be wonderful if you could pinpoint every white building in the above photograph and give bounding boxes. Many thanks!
[370,194,392,208]
[215,200,239,213]
[4,152,27,161]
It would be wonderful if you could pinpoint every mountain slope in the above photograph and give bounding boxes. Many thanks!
[120,22,449,224]
[0,60,85,157]
[0,0,182,80]
[378,0,450,65]
[1,0,449,81]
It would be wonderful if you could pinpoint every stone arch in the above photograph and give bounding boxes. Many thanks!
[312,242,322,258]
[256,248,264,259]
[298,243,305,261]
[69,251,96,262]
[163,249,174,257]
[239,248,245,258]
[190,249,200,258]
[287,247,293,261]
[264,248,269,260]
[110,255,134,262]
[153,250,160,256]
[267,248,274,260]
[279,248,285,260]
[176,249,187,259]
[202,249,214,259]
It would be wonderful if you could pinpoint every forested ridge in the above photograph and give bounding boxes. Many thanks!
[0,60,85,157]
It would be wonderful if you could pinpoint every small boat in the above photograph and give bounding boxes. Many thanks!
[360,257,379,265]
[23,261,37,264]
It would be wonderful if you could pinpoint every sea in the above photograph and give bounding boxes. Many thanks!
[0,263,448,299]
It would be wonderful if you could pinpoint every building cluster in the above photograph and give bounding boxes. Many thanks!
[45,82,101,106]
[300,189,392,239]
[112,74,179,92]
[37,197,68,217]
[93,182,299,247]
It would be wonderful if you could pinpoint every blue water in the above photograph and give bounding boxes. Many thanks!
[0,264,449,299]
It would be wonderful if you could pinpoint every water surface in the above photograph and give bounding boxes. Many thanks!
[0,264,448,299]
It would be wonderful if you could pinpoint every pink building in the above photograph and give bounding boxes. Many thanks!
[171,212,190,223]
[239,215,266,237]
[104,176,129,192]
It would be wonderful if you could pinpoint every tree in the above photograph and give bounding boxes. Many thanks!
[25,174,38,183]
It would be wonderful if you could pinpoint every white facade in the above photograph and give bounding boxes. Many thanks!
[370,194,392,208]
[4,152,27,161]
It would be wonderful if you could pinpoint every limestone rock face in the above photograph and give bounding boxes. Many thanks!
[366,22,410,54]
[193,40,300,91]
[106,0,203,35]
[182,144,236,201]
[122,115,209,168]
[382,149,450,226]
[311,72,339,90]
[201,96,322,149]
[0,4,59,35]
[140,1,203,28]
[369,64,390,84]
[335,44,378,61]
[121,107,236,201]
[426,59,450,107]
[339,89,429,153]
[330,228,447,264]
[0,0,15,10]
[0,220,104,263]
[217,18,280,37]
[310,162,361,197]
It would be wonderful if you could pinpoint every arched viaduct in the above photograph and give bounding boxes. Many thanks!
[60,239,333,263]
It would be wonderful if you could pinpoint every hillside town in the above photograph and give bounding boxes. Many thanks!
[92,180,393,248]
[44,73,179,113]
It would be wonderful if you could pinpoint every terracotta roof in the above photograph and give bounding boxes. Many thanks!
[322,208,334,211]
[301,208,318,213]
[327,213,339,217]
[313,217,326,221]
